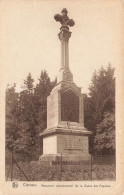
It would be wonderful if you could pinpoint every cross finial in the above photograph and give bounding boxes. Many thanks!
[54,8,75,28]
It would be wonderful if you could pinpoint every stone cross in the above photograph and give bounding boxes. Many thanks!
[54,8,75,29]
[54,8,75,82]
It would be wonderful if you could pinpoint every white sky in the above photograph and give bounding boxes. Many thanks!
[0,0,123,93]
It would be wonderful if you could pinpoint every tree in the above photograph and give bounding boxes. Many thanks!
[6,70,56,160]
[84,65,115,153]
[6,84,20,151]
[18,73,37,152]
[34,70,55,132]
[23,73,34,93]
[89,65,115,124]
[94,112,115,154]
[6,74,37,157]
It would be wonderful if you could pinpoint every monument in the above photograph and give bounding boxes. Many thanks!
[39,8,91,162]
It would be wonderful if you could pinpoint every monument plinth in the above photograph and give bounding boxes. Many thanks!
[39,8,91,162]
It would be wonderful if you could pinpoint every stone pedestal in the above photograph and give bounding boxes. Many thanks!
[39,128,91,162]
[39,81,91,162]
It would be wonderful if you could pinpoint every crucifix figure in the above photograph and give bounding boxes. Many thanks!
[54,8,75,82]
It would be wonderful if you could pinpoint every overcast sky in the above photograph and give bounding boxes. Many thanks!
[1,0,123,93]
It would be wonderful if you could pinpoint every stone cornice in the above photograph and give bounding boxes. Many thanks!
[39,127,92,137]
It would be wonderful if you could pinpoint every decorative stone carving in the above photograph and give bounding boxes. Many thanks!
[58,30,71,42]
[54,8,75,28]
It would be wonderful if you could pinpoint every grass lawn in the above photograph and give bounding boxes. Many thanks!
[6,160,115,181]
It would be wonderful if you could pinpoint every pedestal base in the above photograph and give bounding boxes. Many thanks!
[39,153,91,163]
[39,127,91,163]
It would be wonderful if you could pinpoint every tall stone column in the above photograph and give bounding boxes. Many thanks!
[54,8,74,83]
[59,26,71,70]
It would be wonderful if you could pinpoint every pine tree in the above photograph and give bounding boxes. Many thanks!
[34,70,54,132]
[19,73,37,152]
[6,84,20,151]
[23,73,34,93]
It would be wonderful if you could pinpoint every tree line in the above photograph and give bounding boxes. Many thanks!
[6,65,115,160]
[6,70,56,159]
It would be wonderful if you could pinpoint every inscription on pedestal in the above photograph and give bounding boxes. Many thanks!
[64,135,83,150]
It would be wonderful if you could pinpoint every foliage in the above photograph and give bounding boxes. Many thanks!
[6,71,56,156]
[6,84,20,151]
[34,70,54,132]
[94,112,115,152]
[23,72,34,93]
[6,158,116,181]
[84,65,115,153]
